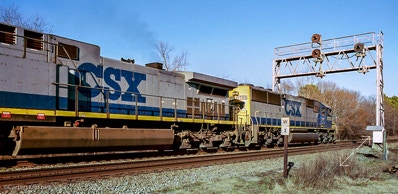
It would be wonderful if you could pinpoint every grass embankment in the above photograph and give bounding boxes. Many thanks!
[164,144,398,193]
[286,146,397,193]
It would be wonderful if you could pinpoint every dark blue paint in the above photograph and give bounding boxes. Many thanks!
[0,91,55,110]
[284,99,302,117]
[77,63,146,103]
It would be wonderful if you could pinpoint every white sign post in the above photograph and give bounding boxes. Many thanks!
[281,117,290,135]
[281,117,290,178]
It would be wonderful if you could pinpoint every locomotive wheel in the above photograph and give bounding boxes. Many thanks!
[265,144,275,148]
[248,144,261,150]
[237,146,248,151]
[202,147,218,153]
[186,148,199,154]
[221,146,236,152]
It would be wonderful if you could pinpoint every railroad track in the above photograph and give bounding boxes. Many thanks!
[0,142,354,187]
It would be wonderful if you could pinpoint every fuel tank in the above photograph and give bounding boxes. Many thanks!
[288,133,319,143]
[9,126,175,156]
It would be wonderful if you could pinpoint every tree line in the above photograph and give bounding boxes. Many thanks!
[281,79,398,140]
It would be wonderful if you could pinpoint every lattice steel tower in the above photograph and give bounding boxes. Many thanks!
[272,32,384,127]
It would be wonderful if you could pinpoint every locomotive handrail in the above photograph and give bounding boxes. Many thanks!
[54,81,323,128]
[52,82,233,123]
[254,111,320,129]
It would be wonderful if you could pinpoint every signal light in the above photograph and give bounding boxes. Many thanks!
[311,49,323,63]
[311,34,323,63]
[311,34,321,44]
[354,43,365,52]
[354,43,366,57]
[311,49,321,59]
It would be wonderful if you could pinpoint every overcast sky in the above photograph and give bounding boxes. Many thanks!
[3,0,398,97]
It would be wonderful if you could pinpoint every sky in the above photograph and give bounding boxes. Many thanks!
[2,0,398,97]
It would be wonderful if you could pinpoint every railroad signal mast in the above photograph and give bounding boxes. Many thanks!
[272,32,386,159]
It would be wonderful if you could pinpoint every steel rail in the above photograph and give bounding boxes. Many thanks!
[0,143,354,187]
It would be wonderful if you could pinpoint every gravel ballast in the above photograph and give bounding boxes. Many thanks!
[1,156,289,193]
[2,145,397,193]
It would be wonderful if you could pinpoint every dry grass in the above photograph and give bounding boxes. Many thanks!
[277,144,398,193]
[163,144,398,193]
[289,149,383,191]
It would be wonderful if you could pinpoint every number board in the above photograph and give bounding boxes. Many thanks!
[281,117,290,135]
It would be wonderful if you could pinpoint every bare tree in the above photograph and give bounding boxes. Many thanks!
[298,84,321,99]
[280,77,318,96]
[385,95,398,136]
[280,80,295,95]
[0,4,51,32]
[157,41,188,71]
[296,80,376,140]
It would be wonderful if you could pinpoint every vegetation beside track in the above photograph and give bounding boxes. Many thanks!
[163,143,398,193]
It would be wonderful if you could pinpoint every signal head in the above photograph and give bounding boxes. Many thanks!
[311,34,321,43]
[354,43,365,53]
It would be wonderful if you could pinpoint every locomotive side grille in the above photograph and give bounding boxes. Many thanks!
[24,30,43,50]
[306,98,315,108]
[187,97,200,116]
[0,23,15,45]
[252,88,281,105]
[220,102,225,116]
[58,42,80,60]
[252,89,267,103]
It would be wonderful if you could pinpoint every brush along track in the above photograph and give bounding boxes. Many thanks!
[0,142,354,187]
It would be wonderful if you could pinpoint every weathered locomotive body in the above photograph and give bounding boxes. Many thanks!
[0,23,334,156]
[229,84,334,147]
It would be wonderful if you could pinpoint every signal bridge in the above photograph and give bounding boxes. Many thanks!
[272,32,385,159]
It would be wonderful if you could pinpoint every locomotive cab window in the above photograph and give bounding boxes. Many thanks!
[327,108,332,121]
[0,24,16,45]
[24,30,43,50]
[58,42,80,60]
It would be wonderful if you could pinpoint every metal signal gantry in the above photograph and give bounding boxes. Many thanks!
[272,32,384,127]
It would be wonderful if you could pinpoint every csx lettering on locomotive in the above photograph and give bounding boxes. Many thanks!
[284,99,302,117]
[77,63,146,103]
